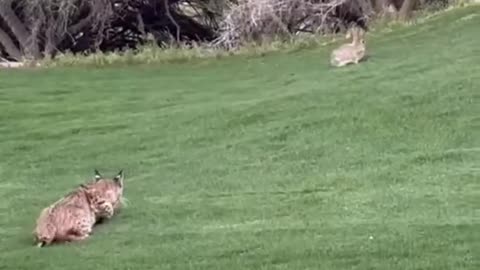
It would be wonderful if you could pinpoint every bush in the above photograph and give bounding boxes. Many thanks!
[213,0,372,49]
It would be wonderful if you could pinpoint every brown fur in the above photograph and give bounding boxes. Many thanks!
[33,170,124,247]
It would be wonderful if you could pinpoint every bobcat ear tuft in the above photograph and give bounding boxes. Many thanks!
[94,169,102,181]
[113,170,124,186]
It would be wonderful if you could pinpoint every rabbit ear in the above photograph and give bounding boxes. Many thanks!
[358,28,366,39]
[351,28,359,43]
[353,27,365,44]
[346,24,356,39]
[345,29,351,39]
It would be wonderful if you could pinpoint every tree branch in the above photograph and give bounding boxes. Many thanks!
[164,0,180,42]
[399,0,417,21]
[68,10,94,34]
[0,0,40,59]
[0,27,22,60]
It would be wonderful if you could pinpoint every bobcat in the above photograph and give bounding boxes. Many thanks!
[33,170,124,247]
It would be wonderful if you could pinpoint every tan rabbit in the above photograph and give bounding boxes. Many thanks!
[330,26,366,67]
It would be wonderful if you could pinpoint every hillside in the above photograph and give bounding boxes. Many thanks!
[0,5,478,270]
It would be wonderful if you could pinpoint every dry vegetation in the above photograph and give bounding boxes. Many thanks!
[0,0,469,66]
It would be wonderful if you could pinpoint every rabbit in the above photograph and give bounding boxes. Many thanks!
[330,26,366,67]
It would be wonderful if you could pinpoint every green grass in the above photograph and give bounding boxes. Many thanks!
[0,6,479,270]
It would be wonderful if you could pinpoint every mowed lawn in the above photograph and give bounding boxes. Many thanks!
[0,6,478,270]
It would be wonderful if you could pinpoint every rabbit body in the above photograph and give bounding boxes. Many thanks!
[330,27,366,67]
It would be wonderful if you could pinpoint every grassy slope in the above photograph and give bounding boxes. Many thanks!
[0,6,479,270]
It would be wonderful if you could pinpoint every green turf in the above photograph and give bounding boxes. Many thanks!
[0,6,479,270]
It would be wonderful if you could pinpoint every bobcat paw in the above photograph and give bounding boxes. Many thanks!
[100,202,114,219]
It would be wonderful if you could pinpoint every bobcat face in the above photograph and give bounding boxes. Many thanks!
[90,169,125,212]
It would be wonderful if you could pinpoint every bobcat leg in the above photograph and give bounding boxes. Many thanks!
[63,233,90,242]
[64,225,91,242]
[68,218,93,240]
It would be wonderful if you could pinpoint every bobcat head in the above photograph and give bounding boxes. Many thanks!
[91,169,125,211]
[80,169,126,221]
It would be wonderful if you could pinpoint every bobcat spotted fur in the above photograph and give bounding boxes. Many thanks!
[33,170,124,247]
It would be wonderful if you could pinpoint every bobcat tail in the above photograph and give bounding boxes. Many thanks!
[34,210,56,248]
[34,226,56,248]
[36,241,47,248]
[34,225,56,247]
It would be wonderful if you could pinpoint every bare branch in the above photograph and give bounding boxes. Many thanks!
[165,0,181,42]
[0,0,40,59]
[0,27,22,60]
[137,13,146,38]
[399,0,417,20]
[213,0,368,49]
